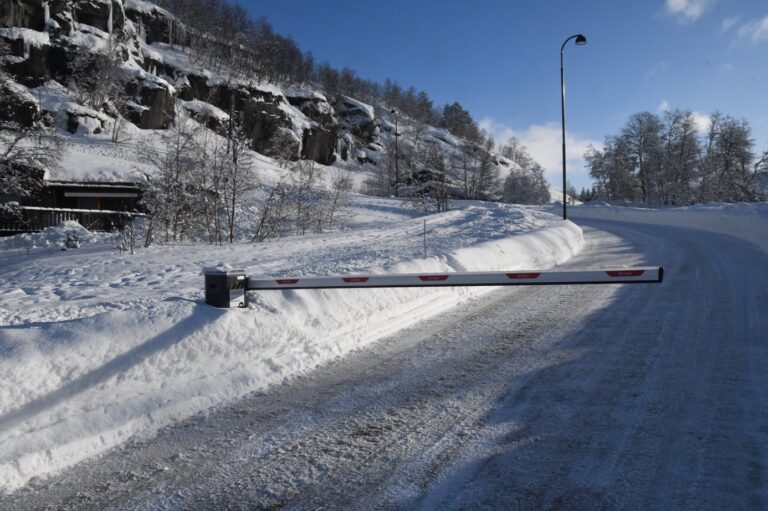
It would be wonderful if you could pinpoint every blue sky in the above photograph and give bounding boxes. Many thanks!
[234,0,767,190]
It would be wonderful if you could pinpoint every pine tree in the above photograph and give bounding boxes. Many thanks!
[440,102,480,142]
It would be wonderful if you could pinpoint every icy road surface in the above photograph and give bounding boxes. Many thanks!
[3,215,768,510]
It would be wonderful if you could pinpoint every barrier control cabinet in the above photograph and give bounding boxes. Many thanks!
[204,269,247,308]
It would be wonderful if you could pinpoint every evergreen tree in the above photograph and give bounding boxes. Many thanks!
[440,102,481,142]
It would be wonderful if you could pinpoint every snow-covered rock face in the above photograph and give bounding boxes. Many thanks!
[0,27,51,85]
[0,0,505,182]
[0,77,39,127]
[336,95,376,137]
[125,74,175,129]
[286,91,336,127]
[285,91,339,164]
[0,0,362,167]
[332,96,380,163]
[123,0,186,46]
[180,99,229,133]
[72,0,122,34]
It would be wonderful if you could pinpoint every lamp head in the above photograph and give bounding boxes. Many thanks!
[575,34,587,46]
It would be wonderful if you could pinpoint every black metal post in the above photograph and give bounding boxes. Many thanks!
[560,34,587,221]
[391,109,400,197]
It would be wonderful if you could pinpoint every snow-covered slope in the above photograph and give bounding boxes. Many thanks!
[569,202,768,255]
[1,0,545,201]
[548,186,581,205]
[0,198,582,492]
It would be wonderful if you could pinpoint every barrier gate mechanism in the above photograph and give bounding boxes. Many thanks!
[204,267,664,308]
[205,269,247,308]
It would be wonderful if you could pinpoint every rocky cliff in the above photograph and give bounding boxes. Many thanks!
[0,0,378,166]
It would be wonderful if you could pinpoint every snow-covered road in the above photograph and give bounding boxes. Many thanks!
[3,214,767,510]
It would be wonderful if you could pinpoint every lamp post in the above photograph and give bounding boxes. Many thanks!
[560,33,587,220]
[390,108,400,196]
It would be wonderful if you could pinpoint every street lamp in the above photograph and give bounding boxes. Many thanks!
[390,108,400,196]
[560,33,587,220]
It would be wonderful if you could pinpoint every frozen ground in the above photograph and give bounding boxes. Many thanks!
[1,202,765,509]
[0,197,582,493]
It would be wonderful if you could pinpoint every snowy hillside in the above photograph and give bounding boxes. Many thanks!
[1,0,550,208]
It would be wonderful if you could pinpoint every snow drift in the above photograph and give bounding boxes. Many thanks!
[0,201,582,492]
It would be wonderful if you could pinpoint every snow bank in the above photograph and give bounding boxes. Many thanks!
[570,202,768,255]
[0,221,103,253]
[0,202,582,492]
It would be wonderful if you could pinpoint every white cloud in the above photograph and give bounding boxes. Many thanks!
[665,0,716,23]
[736,16,768,44]
[646,61,670,79]
[653,103,711,133]
[721,16,739,32]
[718,62,735,72]
[479,118,602,188]
[692,112,711,133]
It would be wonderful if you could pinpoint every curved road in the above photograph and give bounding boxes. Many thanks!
[3,216,767,510]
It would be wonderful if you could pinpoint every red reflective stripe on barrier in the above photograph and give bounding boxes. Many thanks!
[419,275,449,281]
[276,279,299,285]
[506,272,541,280]
[606,270,645,277]
[343,277,369,283]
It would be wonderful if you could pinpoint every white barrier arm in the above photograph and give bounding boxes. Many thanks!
[246,267,664,290]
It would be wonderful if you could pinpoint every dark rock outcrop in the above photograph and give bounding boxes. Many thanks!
[133,78,174,129]
[0,0,355,166]
[237,94,287,155]
[177,73,209,101]
[0,0,46,31]
[202,83,298,156]
[124,2,188,46]
[5,42,50,86]
[0,79,39,127]
[335,95,376,142]
[301,127,336,165]
[180,101,227,134]
[286,92,339,164]
[287,92,336,126]
[72,0,111,32]
[49,1,75,37]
